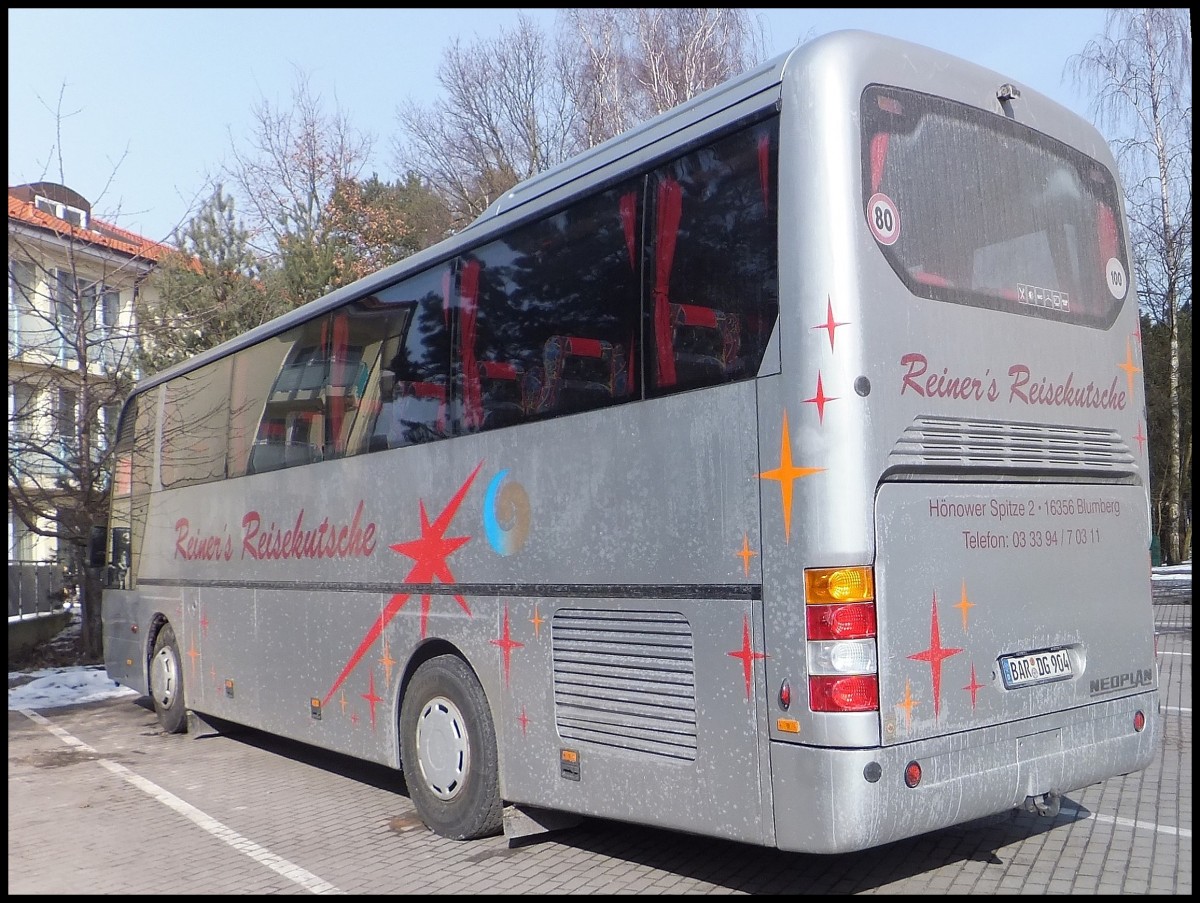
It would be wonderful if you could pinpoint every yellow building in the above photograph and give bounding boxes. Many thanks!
[8,182,172,573]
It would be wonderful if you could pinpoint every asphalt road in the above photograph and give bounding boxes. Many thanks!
[8,585,1191,895]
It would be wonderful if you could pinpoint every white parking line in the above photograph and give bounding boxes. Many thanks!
[18,709,347,895]
[1060,803,1192,839]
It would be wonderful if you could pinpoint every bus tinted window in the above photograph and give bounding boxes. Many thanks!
[242,318,333,474]
[466,181,643,425]
[647,117,780,396]
[160,358,231,487]
[365,264,452,451]
[862,85,1128,328]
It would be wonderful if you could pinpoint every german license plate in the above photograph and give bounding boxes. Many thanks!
[1000,648,1073,689]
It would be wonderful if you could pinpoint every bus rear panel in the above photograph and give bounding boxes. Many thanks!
[760,32,1158,852]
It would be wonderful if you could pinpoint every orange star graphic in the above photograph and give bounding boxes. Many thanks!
[759,412,824,542]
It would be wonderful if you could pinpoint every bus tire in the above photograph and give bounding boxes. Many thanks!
[400,654,502,840]
[149,623,187,734]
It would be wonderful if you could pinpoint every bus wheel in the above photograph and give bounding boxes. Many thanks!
[400,654,502,840]
[149,624,187,734]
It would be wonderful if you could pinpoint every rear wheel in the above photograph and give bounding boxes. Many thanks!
[400,654,502,840]
[149,624,187,734]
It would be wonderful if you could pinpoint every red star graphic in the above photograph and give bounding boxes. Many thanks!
[962,663,984,708]
[491,604,525,686]
[1134,420,1147,455]
[727,614,767,700]
[812,297,850,352]
[802,371,839,424]
[322,463,482,704]
[361,670,383,729]
[907,591,963,718]
[517,706,530,734]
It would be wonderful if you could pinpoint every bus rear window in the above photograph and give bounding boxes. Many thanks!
[861,85,1129,329]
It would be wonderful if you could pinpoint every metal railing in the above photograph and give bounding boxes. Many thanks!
[7,561,69,619]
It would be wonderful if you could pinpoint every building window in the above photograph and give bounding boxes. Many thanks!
[9,513,37,562]
[35,195,88,229]
[8,260,36,354]
[10,383,36,439]
[55,386,78,449]
[102,287,120,329]
[49,268,76,356]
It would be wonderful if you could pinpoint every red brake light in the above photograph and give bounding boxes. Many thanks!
[806,602,876,640]
[809,674,878,712]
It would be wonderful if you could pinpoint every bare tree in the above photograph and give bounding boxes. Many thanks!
[393,9,768,234]
[1070,9,1192,564]
[614,8,767,118]
[393,13,581,231]
[223,69,374,305]
[560,8,637,147]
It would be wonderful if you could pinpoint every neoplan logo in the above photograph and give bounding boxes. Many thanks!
[1089,668,1154,696]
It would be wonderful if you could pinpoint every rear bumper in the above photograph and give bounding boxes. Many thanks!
[769,691,1160,853]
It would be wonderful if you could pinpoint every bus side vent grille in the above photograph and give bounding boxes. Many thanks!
[552,609,698,761]
[887,416,1136,476]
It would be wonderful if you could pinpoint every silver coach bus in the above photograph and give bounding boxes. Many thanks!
[98,30,1160,854]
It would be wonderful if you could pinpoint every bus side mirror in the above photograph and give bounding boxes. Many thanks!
[112,527,132,569]
[87,525,107,568]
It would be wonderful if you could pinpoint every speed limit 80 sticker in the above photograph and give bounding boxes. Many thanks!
[867,192,900,245]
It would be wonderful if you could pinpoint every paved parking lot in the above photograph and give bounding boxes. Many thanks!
[8,591,1190,895]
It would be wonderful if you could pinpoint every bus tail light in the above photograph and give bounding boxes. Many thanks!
[809,674,879,712]
[904,760,923,788]
[806,601,876,640]
[806,566,878,713]
[805,566,874,603]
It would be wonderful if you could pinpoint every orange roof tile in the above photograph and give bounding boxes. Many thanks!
[7,192,175,264]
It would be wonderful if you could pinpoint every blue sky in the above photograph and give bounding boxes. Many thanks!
[8,8,1111,243]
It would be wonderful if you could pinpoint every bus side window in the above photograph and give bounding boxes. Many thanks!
[387,379,448,447]
[477,360,526,429]
[464,178,642,430]
[647,120,779,397]
[534,335,625,416]
[669,303,742,388]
